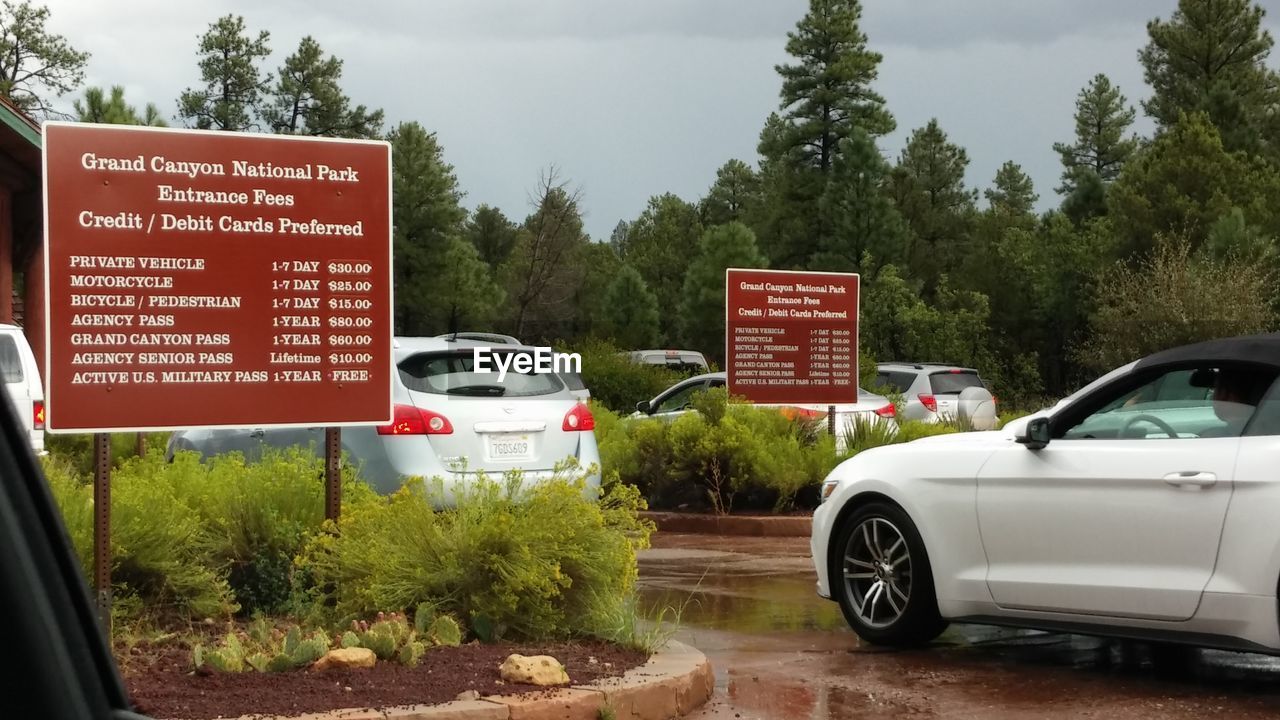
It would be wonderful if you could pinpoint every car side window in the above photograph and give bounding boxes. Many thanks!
[1245,377,1280,437]
[654,382,705,414]
[0,335,23,383]
[1062,366,1269,440]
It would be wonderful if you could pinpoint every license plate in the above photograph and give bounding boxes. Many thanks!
[489,433,532,460]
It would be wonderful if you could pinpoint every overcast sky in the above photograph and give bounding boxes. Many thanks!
[39,0,1280,241]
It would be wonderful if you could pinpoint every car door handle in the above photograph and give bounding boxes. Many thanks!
[1163,471,1217,488]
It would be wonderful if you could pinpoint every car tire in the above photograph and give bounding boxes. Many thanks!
[831,502,947,646]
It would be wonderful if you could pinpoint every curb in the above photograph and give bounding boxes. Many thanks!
[220,640,713,720]
[640,511,812,537]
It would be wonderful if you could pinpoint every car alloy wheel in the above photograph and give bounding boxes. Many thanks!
[843,516,912,628]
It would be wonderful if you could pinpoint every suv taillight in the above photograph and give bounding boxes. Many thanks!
[874,402,896,419]
[33,401,44,430]
[377,404,453,435]
[563,403,595,431]
[918,394,937,413]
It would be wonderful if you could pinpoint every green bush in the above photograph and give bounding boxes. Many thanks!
[44,445,378,621]
[45,432,170,477]
[600,387,839,513]
[297,474,653,642]
[570,338,686,414]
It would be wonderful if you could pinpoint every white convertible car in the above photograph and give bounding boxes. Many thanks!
[811,334,1280,653]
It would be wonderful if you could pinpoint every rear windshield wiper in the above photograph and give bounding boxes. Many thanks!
[446,384,507,397]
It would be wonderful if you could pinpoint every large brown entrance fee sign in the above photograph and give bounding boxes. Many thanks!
[43,123,392,432]
[725,268,859,405]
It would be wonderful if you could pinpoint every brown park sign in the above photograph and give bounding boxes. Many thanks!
[725,268,860,405]
[42,123,393,432]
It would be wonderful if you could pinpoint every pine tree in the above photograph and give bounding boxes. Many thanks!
[465,205,519,270]
[700,159,762,227]
[177,15,271,131]
[985,161,1038,217]
[624,193,703,305]
[264,36,383,139]
[889,119,976,294]
[678,223,768,362]
[0,0,88,117]
[1139,0,1279,157]
[813,129,908,274]
[599,264,662,349]
[1052,73,1138,218]
[773,0,894,172]
[74,86,166,126]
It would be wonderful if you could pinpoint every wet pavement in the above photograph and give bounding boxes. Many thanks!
[637,533,1280,719]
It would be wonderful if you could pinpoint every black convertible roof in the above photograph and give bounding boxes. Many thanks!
[1135,333,1280,370]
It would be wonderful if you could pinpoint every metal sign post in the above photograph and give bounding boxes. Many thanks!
[92,432,111,636]
[325,427,341,521]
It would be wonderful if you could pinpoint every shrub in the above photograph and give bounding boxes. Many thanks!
[45,432,170,477]
[297,474,652,642]
[44,445,379,621]
[600,387,840,512]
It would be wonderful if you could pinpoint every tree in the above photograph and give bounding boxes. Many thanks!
[700,159,762,227]
[436,238,504,335]
[264,36,383,139]
[465,205,519,270]
[74,86,167,126]
[177,15,271,131]
[0,0,88,117]
[1076,236,1275,373]
[1139,0,1280,157]
[812,129,908,274]
[772,0,894,172]
[677,223,768,362]
[985,161,1038,217]
[598,264,662,349]
[608,220,630,256]
[386,122,470,334]
[502,168,590,339]
[889,119,977,293]
[1053,74,1139,188]
[623,193,704,305]
[1108,112,1280,258]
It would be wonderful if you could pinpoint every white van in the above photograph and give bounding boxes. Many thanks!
[0,324,44,454]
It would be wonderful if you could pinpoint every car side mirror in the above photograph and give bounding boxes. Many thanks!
[635,400,651,414]
[1016,417,1051,450]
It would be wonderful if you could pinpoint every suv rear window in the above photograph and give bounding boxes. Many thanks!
[929,371,984,395]
[398,351,564,397]
[0,336,23,383]
[875,371,916,394]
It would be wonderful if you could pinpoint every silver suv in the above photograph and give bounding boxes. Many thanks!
[167,338,601,501]
[875,363,999,430]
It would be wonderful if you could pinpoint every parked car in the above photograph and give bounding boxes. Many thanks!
[0,368,141,719]
[633,371,897,449]
[0,323,44,454]
[168,338,601,501]
[625,349,709,374]
[875,362,998,430]
[812,332,1280,654]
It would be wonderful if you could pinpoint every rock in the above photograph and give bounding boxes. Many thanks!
[313,647,377,672]
[499,654,570,686]
[456,690,481,701]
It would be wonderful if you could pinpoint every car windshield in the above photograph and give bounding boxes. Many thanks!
[0,336,23,383]
[397,351,564,397]
[559,371,586,391]
[930,371,983,395]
